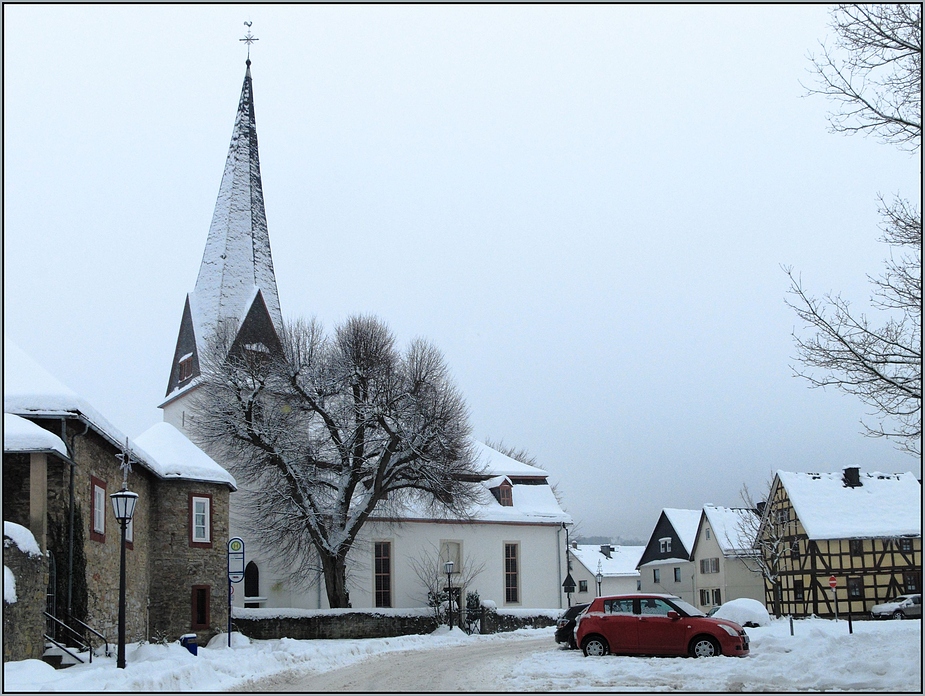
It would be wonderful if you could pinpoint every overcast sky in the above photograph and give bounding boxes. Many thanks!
[4,5,920,541]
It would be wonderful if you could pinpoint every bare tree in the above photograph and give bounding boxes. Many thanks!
[408,541,486,626]
[789,4,922,456]
[190,315,485,608]
[734,483,789,617]
[805,4,921,150]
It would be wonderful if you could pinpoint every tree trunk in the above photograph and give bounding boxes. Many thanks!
[321,550,351,608]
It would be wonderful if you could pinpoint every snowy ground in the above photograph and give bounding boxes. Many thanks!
[4,618,920,692]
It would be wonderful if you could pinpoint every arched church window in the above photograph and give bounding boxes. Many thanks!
[244,561,259,598]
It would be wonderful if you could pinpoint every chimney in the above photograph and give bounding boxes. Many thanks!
[600,544,612,558]
[571,540,578,549]
[843,467,862,488]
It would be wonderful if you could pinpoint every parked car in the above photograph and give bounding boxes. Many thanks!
[575,593,750,658]
[555,603,589,649]
[870,594,922,620]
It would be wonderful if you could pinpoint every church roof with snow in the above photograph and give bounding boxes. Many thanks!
[163,59,282,403]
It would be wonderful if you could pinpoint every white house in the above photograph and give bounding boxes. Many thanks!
[690,505,765,611]
[636,508,702,604]
[568,543,645,601]
[159,58,573,615]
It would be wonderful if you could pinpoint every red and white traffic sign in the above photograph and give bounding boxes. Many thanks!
[829,575,837,590]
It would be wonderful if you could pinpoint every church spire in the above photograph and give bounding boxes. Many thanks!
[163,58,283,401]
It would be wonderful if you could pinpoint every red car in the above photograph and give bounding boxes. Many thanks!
[575,594,750,658]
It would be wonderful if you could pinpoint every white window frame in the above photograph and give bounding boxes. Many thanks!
[659,537,671,554]
[192,496,211,543]
[93,484,106,534]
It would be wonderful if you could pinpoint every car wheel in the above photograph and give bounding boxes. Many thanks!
[582,636,610,657]
[690,635,721,658]
[893,610,905,620]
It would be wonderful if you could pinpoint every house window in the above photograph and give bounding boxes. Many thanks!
[374,541,392,608]
[699,589,710,606]
[659,537,671,554]
[178,353,194,382]
[705,529,711,540]
[790,544,800,563]
[191,585,210,629]
[849,539,863,557]
[903,571,921,593]
[504,543,519,604]
[674,567,681,583]
[712,589,721,605]
[189,494,212,547]
[498,484,513,507]
[90,476,106,543]
[794,578,804,601]
[775,509,789,526]
[578,580,588,593]
[244,561,260,608]
[847,577,864,600]
[899,538,913,553]
[653,568,660,584]
[700,558,719,574]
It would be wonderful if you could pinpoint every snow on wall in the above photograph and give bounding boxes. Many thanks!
[3,522,42,558]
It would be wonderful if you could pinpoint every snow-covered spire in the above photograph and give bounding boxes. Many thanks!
[193,60,282,334]
[163,61,283,401]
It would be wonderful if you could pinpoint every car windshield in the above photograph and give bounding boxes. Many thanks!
[669,598,707,617]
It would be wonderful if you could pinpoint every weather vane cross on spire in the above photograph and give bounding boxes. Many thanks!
[240,22,258,62]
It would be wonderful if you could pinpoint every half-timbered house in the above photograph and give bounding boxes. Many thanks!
[757,467,921,618]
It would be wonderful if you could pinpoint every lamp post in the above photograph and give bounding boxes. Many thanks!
[596,560,603,597]
[110,487,138,669]
[444,560,454,630]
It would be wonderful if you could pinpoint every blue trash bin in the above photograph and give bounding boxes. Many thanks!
[179,633,198,656]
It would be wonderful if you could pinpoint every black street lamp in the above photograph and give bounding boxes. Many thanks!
[110,487,138,669]
[444,560,454,629]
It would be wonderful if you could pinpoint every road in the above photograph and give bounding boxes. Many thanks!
[231,635,556,692]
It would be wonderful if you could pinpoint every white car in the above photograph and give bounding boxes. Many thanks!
[870,593,921,620]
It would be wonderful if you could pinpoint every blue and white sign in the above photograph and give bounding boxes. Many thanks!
[228,537,245,583]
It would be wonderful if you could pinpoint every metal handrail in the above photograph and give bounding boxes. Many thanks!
[65,613,111,657]
[43,633,86,665]
[44,612,92,663]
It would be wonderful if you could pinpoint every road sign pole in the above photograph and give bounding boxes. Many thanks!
[829,576,838,622]
[227,537,246,647]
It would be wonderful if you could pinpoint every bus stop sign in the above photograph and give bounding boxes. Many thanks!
[228,537,245,583]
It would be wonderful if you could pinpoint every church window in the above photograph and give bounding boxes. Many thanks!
[504,543,519,604]
[244,561,260,607]
[374,542,392,608]
[440,540,461,572]
[178,353,194,382]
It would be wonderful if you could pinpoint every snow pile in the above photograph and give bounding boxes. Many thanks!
[3,413,68,457]
[4,566,17,604]
[3,521,42,557]
[712,598,771,627]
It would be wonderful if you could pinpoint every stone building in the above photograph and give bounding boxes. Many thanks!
[3,341,236,663]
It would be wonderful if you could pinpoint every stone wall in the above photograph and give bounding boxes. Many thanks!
[231,609,438,640]
[479,607,559,634]
[3,535,48,662]
[148,479,231,644]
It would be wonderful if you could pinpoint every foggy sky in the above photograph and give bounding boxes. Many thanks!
[4,4,920,541]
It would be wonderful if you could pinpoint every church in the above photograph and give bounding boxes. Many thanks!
[160,56,572,616]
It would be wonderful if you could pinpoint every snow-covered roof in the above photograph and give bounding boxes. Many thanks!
[776,470,921,540]
[662,508,702,555]
[472,440,549,477]
[570,544,645,577]
[4,339,234,489]
[703,505,758,555]
[134,422,237,490]
[3,413,68,458]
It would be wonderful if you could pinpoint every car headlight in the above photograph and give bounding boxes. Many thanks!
[718,624,739,637]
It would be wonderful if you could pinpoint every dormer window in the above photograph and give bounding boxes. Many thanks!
[499,484,513,507]
[659,537,671,554]
[178,353,194,382]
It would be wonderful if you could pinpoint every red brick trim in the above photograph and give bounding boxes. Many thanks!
[188,493,213,548]
[89,475,106,543]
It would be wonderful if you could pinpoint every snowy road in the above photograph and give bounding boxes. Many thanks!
[233,635,554,692]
